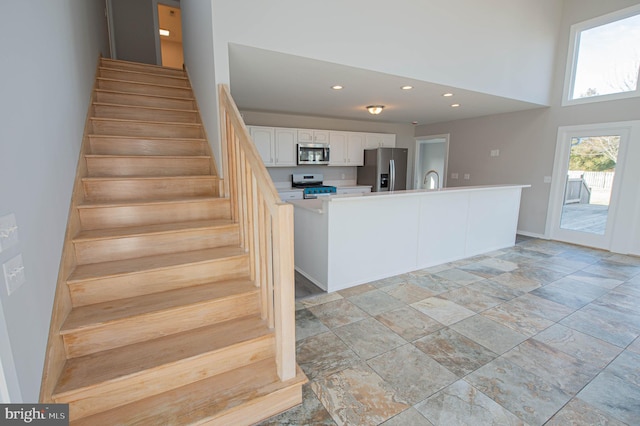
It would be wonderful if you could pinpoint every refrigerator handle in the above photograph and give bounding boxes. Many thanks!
[390,159,395,191]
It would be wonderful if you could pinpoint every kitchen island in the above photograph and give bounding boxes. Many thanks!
[290,185,529,292]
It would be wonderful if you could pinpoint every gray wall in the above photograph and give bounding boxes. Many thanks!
[181,0,222,173]
[240,110,416,188]
[0,0,108,402]
[415,0,640,237]
[111,0,158,65]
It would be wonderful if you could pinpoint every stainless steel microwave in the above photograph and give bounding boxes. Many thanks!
[297,143,330,165]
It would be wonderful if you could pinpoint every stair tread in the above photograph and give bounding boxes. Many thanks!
[68,246,246,283]
[82,175,218,182]
[74,219,235,242]
[97,77,192,92]
[71,359,306,426]
[84,154,210,159]
[99,66,189,81]
[94,88,194,101]
[61,279,256,334]
[78,195,224,208]
[88,134,205,142]
[54,314,271,397]
[93,102,197,114]
[100,58,185,74]
[90,116,202,127]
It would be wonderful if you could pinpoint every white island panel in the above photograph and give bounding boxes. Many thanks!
[466,188,521,256]
[327,196,421,291]
[417,192,469,267]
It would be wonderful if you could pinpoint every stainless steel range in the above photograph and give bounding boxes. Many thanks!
[291,174,337,199]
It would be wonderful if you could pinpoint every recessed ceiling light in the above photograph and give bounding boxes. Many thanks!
[159,29,170,37]
[331,85,343,90]
[443,93,454,97]
[401,85,413,90]
[451,103,460,108]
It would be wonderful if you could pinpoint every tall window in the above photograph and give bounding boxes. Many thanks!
[564,5,640,105]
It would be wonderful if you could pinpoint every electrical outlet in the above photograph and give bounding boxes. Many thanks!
[3,254,25,295]
[464,174,470,180]
[0,213,19,252]
[451,173,459,179]
[490,149,500,157]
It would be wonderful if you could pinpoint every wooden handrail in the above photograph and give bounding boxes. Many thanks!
[218,84,296,381]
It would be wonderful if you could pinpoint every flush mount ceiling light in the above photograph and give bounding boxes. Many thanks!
[331,85,344,90]
[366,105,385,115]
[443,93,454,97]
[401,85,413,90]
[159,29,170,36]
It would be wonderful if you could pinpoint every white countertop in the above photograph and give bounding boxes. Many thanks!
[289,184,530,213]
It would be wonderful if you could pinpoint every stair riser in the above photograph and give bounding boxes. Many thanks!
[83,178,219,202]
[100,59,185,77]
[89,136,207,156]
[57,336,274,420]
[85,157,211,177]
[99,68,190,87]
[97,79,192,98]
[74,224,240,264]
[95,91,196,110]
[62,293,260,358]
[91,119,203,139]
[93,104,199,124]
[78,199,231,230]
[68,255,249,306]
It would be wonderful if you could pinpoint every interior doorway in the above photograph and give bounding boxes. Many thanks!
[414,135,449,190]
[156,2,184,69]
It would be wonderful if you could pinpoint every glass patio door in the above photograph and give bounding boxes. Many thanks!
[548,124,630,250]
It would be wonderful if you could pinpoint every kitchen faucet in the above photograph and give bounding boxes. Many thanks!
[423,169,440,190]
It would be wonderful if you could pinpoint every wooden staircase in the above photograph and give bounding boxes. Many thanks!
[40,58,305,425]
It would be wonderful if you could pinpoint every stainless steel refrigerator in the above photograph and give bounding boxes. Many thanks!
[357,148,408,192]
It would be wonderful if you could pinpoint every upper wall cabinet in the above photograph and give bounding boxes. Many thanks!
[364,133,396,149]
[329,131,365,166]
[297,129,329,144]
[248,126,297,167]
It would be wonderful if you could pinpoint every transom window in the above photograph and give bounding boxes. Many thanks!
[563,5,640,105]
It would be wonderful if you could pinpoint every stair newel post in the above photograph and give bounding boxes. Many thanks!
[272,203,296,381]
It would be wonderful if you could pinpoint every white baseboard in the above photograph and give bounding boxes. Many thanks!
[516,230,547,239]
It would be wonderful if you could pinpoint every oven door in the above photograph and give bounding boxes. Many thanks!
[298,143,330,165]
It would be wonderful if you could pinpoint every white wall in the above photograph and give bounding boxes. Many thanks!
[415,0,640,242]
[211,0,562,105]
[181,0,222,173]
[0,0,108,401]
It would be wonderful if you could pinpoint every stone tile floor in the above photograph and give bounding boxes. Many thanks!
[260,237,640,425]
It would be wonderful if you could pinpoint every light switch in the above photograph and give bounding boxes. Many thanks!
[3,254,25,295]
[544,176,552,183]
[0,213,19,252]
[451,173,459,179]
[464,174,470,180]
[490,149,500,157]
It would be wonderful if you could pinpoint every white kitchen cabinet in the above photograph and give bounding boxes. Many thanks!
[278,189,304,200]
[249,126,275,166]
[364,133,396,149]
[298,129,329,144]
[329,131,364,166]
[248,126,297,167]
[274,128,297,166]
